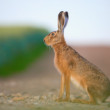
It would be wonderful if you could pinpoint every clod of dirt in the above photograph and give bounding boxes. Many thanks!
[12,96,26,101]
[11,93,22,97]
[0,93,5,97]
[33,96,40,100]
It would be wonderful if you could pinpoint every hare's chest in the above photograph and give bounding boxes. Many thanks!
[54,54,68,73]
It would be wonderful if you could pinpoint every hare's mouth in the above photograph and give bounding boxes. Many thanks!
[43,40,50,46]
[43,40,47,45]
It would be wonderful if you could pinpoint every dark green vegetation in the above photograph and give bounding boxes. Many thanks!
[0,26,49,77]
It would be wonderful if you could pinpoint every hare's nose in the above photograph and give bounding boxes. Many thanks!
[43,39,45,42]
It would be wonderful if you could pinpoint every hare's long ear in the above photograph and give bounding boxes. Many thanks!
[58,11,64,31]
[58,11,69,32]
[64,12,69,29]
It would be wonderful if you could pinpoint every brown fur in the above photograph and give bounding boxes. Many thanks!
[43,11,110,104]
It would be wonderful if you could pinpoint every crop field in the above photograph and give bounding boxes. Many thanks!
[0,26,48,77]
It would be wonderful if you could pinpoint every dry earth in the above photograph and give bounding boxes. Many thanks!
[0,46,110,110]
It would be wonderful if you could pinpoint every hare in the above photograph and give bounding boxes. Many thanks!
[43,11,110,104]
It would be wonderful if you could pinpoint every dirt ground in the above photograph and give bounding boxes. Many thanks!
[0,46,110,110]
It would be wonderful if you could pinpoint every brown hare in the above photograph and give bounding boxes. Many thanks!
[43,11,110,104]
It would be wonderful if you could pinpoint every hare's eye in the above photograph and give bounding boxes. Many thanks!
[52,33,55,36]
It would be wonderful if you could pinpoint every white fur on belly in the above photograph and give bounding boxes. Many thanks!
[71,77,83,90]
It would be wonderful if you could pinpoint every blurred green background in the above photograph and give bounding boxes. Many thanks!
[0,26,49,77]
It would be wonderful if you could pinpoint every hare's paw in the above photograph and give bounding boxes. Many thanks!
[62,98,71,102]
[55,97,71,102]
[55,97,63,102]
[71,99,97,105]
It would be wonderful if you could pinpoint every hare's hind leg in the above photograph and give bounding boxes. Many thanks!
[71,95,97,104]
[86,86,98,104]
[71,86,97,104]
[71,99,96,104]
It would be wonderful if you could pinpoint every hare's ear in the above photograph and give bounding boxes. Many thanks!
[64,12,69,29]
[58,11,69,32]
[58,11,64,32]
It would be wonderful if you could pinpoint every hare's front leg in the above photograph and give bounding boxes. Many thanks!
[63,73,71,101]
[55,74,65,101]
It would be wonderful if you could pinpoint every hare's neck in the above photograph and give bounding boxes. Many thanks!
[52,42,67,54]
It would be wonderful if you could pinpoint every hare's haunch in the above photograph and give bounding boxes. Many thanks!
[44,11,110,104]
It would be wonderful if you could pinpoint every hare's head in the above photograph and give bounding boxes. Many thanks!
[44,11,69,46]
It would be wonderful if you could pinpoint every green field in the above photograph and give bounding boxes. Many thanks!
[0,26,49,77]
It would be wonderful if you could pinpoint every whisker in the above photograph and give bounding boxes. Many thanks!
[49,46,51,53]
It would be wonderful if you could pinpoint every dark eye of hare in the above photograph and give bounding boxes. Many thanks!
[52,33,55,36]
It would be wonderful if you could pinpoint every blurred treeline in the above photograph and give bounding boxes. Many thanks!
[0,26,48,77]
